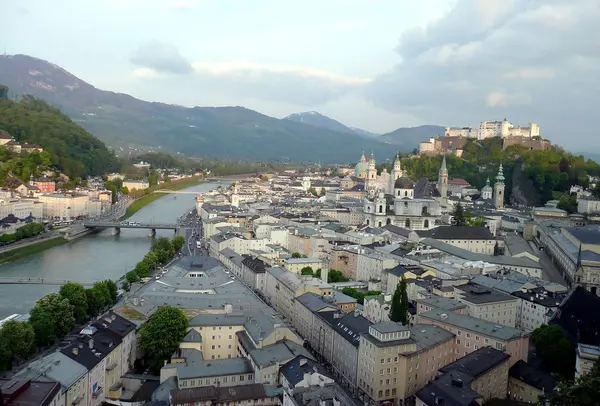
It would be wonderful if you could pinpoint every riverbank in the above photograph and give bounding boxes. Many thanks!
[0,237,68,265]
[120,176,205,220]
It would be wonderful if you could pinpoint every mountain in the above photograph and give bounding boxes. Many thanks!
[284,111,379,139]
[379,125,446,150]
[0,95,119,180]
[0,55,399,163]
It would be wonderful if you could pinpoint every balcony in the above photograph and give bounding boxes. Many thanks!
[71,394,84,405]
[91,386,104,399]
[106,361,118,371]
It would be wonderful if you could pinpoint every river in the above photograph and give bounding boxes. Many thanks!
[0,183,218,318]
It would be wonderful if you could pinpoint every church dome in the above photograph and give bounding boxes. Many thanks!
[394,176,415,189]
[354,161,369,176]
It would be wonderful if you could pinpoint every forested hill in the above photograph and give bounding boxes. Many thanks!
[0,88,119,178]
[398,138,600,207]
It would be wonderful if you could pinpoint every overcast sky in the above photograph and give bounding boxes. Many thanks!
[1,0,599,147]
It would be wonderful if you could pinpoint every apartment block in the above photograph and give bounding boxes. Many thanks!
[357,322,455,405]
[418,226,497,255]
[508,360,557,404]
[283,257,324,274]
[0,379,61,406]
[417,309,528,366]
[454,283,518,327]
[329,245,359,280]
[416,347,511,406]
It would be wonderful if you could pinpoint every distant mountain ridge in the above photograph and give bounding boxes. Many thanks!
[379,125,446,150]
[0,54,440,162]
[284,111,378,138]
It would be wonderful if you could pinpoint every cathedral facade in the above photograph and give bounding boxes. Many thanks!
[362,155,447,230]
[354,152,403,195]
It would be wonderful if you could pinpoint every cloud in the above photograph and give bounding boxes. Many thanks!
[130,58,369,106]
[129,40,193,74]
[365,0,600,147]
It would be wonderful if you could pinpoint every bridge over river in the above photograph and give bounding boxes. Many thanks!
[83,221,179,235]
[0,277,97,287]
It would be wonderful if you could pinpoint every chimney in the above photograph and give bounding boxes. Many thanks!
[72,347,79,356]
[88,339,94,349]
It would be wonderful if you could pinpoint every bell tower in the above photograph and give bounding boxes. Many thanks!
[494,163,505,209]
[366,152,377,190]
[438,155,448,203]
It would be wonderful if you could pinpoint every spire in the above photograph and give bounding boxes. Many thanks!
[495,162,505,184]
[369,151,376,165]
[360,151,366,162]
[485,177,490,185]
[394,153,401,164]
[439,155,448,174]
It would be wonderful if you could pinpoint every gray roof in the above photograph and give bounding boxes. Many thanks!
[419,309,527,341]
[422,238,542,269]
[183,329,202,343]
[504,234,537,257]
[189,314,246,327]
[417,296,467,311]
[410,324,455,352]
[171,358,253,379]
[455,283,517,304]
[332,290,357,304]
[296,292,336,312]
[14,352,88,390]
[248,340,313,368]
[565,226,600,245]
[371,322,408,334]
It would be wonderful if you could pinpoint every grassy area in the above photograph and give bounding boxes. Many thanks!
[117,306,147,321]
[0,237,68,264]
[120,176,206,220]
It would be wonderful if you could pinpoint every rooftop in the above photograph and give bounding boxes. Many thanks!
[280,356,331,387]
[508,360,557,393]
[419,309,526,341]
[417,296,467,311]
[168,358,253,380]
[439,346,510,381]
[0,379,61,406]
[14,352,88,390]
[455,282,517,304]
[418,226,494,240]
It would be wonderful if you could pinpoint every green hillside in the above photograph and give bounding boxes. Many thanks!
[400,138,600,207]
[0,92,119,180]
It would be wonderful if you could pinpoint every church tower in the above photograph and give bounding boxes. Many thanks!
[438,155,448,204]
[494,163,505,209]
[390,153,402,193]
[366,152,377,190]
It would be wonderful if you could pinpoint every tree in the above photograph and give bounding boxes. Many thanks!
[172,235,185,251]
[328,269,349,283]
[291,252,303,258]
[85,289,101,318]
[143,251,159,269]
[103,280,118,303]
[126,270,140,284]
[300,267,314,276]
[531,324,575,378]
[91,282,112,311]
[548,357,600,406]
[121,280,131,292]
[0,336,11,371]
[59,282,89,323]
[139,306,188,371]
[0,320,35,362]
[135,261,150,278]
[320,187,326,196]
[451,203,467,226]
[389,277,409,325]
[30,293,75,341]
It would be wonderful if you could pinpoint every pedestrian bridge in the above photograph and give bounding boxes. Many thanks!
[0,277,97,287]
[83,221,178,230]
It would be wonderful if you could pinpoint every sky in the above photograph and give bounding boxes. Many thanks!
[1,0,600,148]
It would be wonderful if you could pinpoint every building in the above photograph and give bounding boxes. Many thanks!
[512,287,563,331]
[354,153,403,195]
[494,163,506,209]
[418,226,497,255]
[453,282,518,327]
[283,258,324,274]
[30,178,56,194]
[14,352,88,406]
[415,347,510,406]
[508,360,557,403]
[282,382,356,406]
[417,309,529,366]
[357,322,455,405]
[170,384,279,406]
[122,180,149,191]
[576,343,600,378]
[0,379,61,406]
[280,356,333,393]
[578,196,600,215]
[363,294,393,324]
[264,267,332,322]
[293,293,338,342]
[477,119,540,140]
[38,193,94,220]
